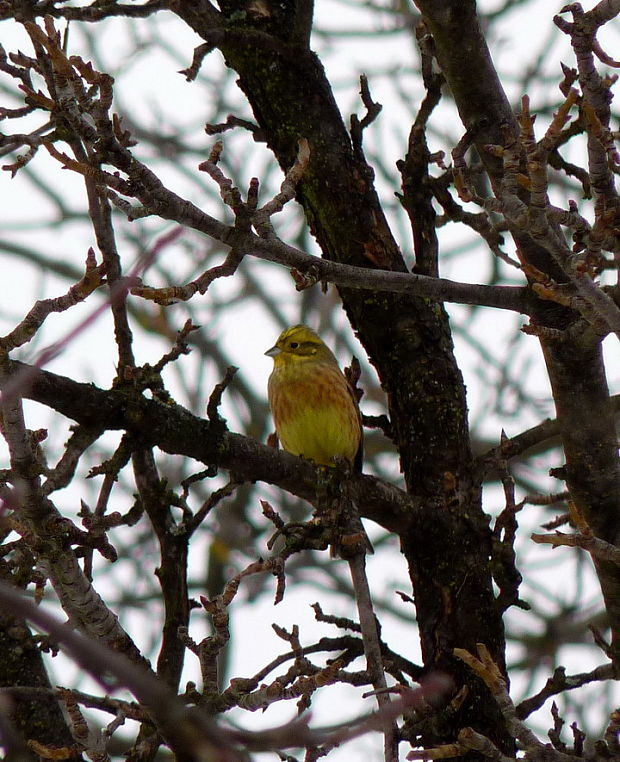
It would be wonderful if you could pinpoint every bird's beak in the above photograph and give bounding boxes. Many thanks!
[265,345,280,357]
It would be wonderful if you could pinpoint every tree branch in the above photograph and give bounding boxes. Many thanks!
[3,359,417,535]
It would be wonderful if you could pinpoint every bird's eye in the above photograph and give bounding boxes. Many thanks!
[289,342,299,349]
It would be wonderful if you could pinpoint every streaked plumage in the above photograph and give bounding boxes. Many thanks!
[265,325,363,470]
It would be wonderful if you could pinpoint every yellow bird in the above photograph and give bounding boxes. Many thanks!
[265,325,363,471]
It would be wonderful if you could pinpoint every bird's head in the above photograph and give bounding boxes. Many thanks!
[265,325,337,367]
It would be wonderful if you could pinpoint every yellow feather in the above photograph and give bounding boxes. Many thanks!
[265,325,362,469]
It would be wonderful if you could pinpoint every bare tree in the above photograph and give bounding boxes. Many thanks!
[0,0,619,760]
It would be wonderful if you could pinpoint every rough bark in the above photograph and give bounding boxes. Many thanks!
[0,566,76,758]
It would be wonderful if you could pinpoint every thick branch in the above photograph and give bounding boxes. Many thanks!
[3,359,415,535]
[416,0,620,667]
[135,231,529,313]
